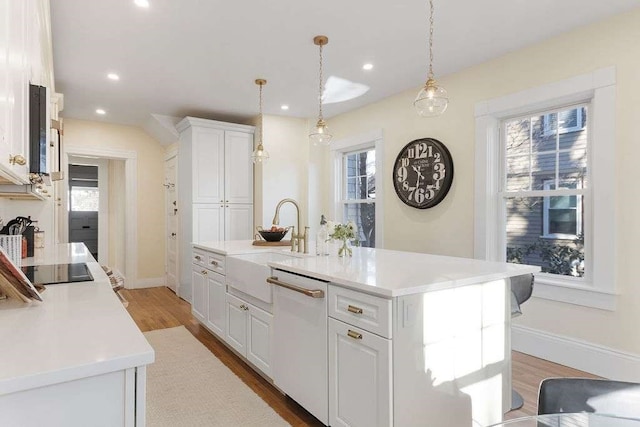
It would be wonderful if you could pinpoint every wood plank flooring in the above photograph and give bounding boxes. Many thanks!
[121,286,598,425]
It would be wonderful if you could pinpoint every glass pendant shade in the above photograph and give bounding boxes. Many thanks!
[251,143,269,163]
[309,119,332,146]
[414,78,448,117]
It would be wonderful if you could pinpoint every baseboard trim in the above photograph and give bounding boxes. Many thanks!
[512,324,640,382]
[130,277,166,289]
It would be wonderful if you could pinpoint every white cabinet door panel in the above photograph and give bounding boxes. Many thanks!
[246,304,272,378]
[193,204,223,242]
[224,203,253,240]
[329,318,392,427]
[192,127,224,204]
[206,272,226,339]
[224,130,253,204]
[225,293,247,356]
[191,266,207,323]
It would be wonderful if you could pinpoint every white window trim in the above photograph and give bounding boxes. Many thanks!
[541,180,583,239]
[474,67,616,310]
[330,129,384,248]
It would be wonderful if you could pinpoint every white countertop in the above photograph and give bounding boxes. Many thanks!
[0,243,154,395]
[194,240,540,297]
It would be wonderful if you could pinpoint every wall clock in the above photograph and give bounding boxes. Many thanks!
[392,137,454,209]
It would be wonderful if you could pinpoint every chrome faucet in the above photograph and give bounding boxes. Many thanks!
[272,198,309,254]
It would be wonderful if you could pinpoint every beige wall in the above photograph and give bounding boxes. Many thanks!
[254,115,310,231]
[64,119,166,281]
[318,8,640,354]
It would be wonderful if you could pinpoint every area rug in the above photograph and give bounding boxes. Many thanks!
[144,326,290,426]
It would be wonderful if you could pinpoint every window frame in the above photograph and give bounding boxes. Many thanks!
[474,67,616,310]
[330,129,384,248]
[541,179,583,239]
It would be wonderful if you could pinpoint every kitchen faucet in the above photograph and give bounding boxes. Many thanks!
[271,198,309,254]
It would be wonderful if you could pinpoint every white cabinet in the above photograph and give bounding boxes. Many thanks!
[225,292,273,378]
[329,318,392,427]
[177,117,255,302]
[192,248,226,339]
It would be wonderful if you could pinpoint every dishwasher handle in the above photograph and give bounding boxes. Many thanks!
[267,276,325,299]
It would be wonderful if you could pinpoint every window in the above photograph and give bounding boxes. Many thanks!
[474,67,616,310]
[342,148,376,247]
[69,186,99,212]
[331,130,384,248]
[503,105,587,279]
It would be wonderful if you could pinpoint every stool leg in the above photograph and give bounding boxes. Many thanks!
[511,389,524,411]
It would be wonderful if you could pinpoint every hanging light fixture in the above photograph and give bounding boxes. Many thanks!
[251,78,270,164]
[414,0,448,117]
[309,35,332,146]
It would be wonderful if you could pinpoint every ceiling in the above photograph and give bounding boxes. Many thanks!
[50,0,640,128]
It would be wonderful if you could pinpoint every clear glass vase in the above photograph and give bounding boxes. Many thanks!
[337,238,352,257]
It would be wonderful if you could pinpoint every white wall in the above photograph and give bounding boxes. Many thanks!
[314,8,640,357]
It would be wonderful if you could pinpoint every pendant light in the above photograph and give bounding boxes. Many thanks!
[251,78,270,163]
[309,35,332,146]
[414,0,448,117]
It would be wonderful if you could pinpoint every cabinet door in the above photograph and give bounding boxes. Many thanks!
[329,318,392,427]
[225,293,247,356]
[205,272,226,338]
[192,127,224,204]
[0,0,9,163]
[193,204,223,242]
[246,303,273,378]
[224,203,253,240]
[224,131,253,204]
[191,266,208,323]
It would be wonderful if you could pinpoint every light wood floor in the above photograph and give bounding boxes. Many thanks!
[121,286,598,425]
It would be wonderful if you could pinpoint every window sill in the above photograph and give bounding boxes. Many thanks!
[533,274,617,311]
[539,234,579,240]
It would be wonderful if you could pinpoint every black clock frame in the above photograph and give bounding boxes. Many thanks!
[392,137,454,209]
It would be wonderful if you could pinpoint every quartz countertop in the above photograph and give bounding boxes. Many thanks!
[194,240,539,298]
[0,243,154,395]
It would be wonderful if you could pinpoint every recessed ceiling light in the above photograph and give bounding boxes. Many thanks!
[280,105,289,111]
[107,73,120,81]
[134,0,150,8]
[96,109,106,115]
[362,63,374,71]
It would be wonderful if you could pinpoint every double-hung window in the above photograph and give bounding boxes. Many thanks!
[331,130,384,248]
[503,105,588,278]
[474,67,616,310]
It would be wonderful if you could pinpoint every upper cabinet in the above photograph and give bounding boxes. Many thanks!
[0,0,55,185]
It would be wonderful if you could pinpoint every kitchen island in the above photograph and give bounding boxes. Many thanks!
[0,243,154,427]
[192,240,539,427]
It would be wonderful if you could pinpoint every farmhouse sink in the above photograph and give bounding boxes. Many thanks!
[226,251,300,304]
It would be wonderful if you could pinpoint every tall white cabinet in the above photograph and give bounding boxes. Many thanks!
[177,117,254,302]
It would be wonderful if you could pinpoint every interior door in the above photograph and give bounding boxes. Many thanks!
[165,155,178,292]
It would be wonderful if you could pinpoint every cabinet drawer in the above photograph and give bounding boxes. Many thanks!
[192,249,225,275]
[328,285,392,339]
[206,252,225,275]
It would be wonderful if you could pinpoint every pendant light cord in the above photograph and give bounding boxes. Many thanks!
[318,42,324,121]
[428,0,435,80]
[258,82,264,146]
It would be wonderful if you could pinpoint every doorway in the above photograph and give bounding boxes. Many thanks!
[67,157,108,262]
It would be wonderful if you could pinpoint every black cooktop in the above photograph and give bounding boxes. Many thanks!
[21,263,94,285]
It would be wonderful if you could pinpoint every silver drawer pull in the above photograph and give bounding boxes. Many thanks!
[267,276,325,299]
[347,330,363,340]
[347,305,363,314]
[194,255,202,261]
[210,260,218,266]
[201,270,208,275]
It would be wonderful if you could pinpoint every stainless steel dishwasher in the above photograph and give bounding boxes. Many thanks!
[268,270,329,425]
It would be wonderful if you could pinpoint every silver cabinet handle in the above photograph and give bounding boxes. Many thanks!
[267,276,325,299]
[239,304,249,311]
[201,270,208,275]
[347,330,363,340]
[210,260,218,266]
[347,305,363,314]
[195,255,202,261]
